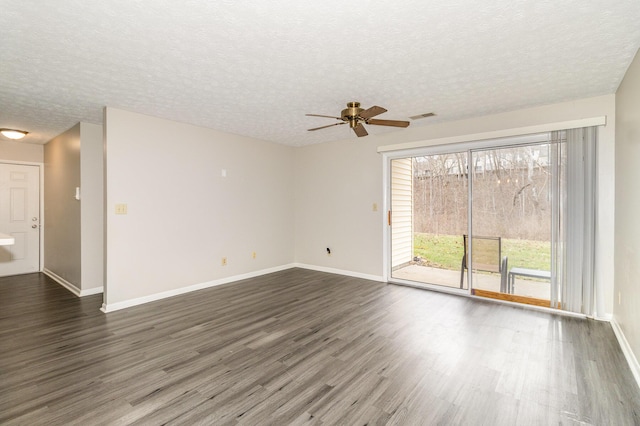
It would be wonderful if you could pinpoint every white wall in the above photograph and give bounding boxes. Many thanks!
[294,95,616,316]
[294,136,385,280]
[44,122,104,294]
[44,124,82,287]
[103,108,295,309]
[614,49,640,366]
[80,123,104,292]
[0,139,43,163]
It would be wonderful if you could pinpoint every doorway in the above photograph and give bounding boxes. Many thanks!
[387,131,586,310]
[0,162,41,276]
[390,152,469,290]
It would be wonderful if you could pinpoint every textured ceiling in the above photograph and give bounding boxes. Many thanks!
[1,1,640,146]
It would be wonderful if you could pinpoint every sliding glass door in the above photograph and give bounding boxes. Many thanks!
[388,128,596,313]
[469,143,555,306]
[390,152,468,289]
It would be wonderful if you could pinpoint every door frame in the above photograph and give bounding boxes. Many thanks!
[0,160,44,274]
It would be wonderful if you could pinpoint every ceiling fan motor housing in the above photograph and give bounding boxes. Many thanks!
[341,102,364,127]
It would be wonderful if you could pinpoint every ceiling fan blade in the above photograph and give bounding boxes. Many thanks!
[353,123,368,137]
[366,118,410,128]
[305,114,342,120]
[308,122,346,131]
[358,105,387,120]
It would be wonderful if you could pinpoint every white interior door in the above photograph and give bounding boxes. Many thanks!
[0,163,40,276]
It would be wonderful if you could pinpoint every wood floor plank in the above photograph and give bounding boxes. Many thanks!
[1,270,639,425]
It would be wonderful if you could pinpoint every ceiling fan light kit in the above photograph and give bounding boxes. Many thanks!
[306,101,410,137]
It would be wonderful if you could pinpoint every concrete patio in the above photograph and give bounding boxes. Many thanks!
[392,264,551,301]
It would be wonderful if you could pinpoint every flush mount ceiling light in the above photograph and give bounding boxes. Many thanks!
[0,128,29,140]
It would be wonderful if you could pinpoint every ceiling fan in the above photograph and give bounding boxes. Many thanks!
[306,101,410,137]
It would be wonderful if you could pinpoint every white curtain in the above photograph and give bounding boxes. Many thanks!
[551,127,597,315]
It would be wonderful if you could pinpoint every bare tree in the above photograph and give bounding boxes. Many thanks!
[412,144,552,241]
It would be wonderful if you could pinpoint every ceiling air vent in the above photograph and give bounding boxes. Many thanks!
[409,112,436,120]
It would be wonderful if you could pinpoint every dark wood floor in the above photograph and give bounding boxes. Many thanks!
[1,269,639,425]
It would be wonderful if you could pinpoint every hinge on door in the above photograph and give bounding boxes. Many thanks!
[388,210,392,226]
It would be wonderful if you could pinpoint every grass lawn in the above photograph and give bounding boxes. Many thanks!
[413,233,550,271]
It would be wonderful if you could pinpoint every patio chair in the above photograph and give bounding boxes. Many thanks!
[460,235,508,292]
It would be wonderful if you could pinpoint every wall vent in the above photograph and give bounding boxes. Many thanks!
[409,112,436,120]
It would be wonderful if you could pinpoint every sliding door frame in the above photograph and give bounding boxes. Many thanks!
[383,132,555,296]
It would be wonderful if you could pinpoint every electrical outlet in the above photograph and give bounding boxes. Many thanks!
[252,252,256,259]
[221,257,227,266]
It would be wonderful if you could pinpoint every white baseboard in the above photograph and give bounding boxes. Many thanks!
[44,268,104,297]
[293,263,385,283]
[80,286,104,296]
[100,263,385,313]
[43,268,81,297]
[101,263,296,313]
[594,313,613,322]
[610,318,640,389]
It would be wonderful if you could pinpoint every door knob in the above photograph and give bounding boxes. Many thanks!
[32,224,37,228]
[32,217,38,221]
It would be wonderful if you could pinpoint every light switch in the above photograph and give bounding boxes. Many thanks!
[115,203,127,215]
